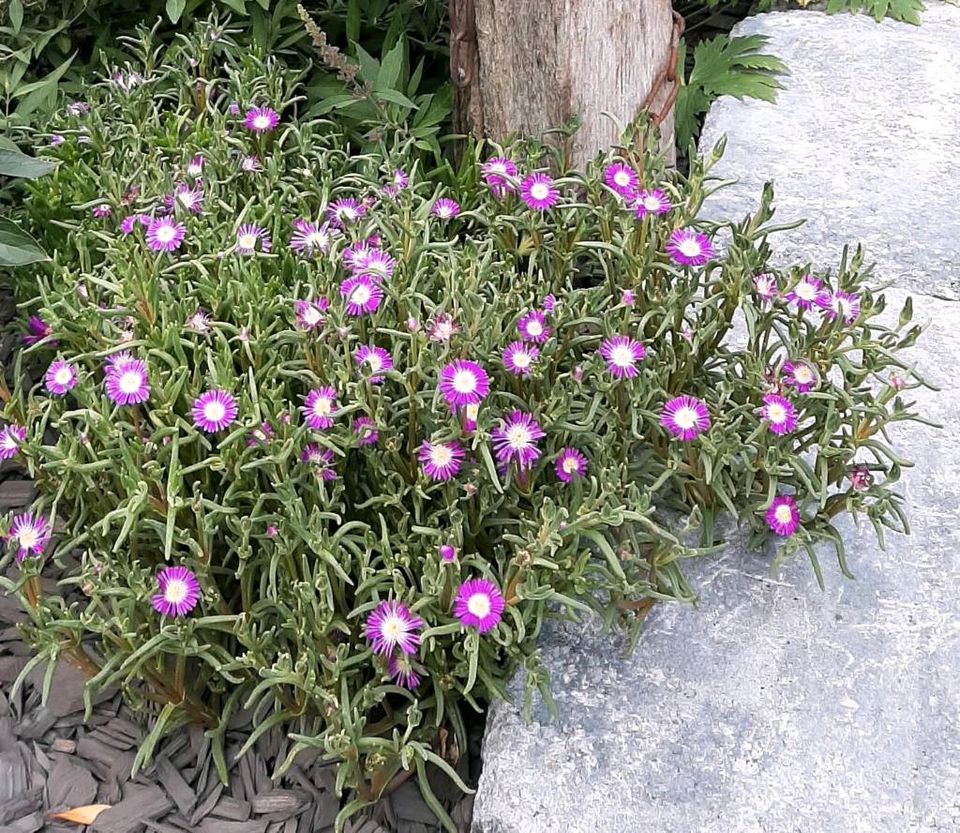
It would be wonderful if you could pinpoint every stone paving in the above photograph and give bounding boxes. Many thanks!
[473,4,960,831]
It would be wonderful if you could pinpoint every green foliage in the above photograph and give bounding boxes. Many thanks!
[4,28,925,827]
[675,34,787,154]
[820,0,924,24]
[0,139,55,267]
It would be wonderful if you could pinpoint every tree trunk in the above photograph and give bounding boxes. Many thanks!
[452,0,677,169]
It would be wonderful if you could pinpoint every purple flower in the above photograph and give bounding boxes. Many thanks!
[23,316,52,346]
[542,294,557,314]
[555,448,588,483]
[151,566,201,617]
[621,289,636,307]
[359,249,396,283]
[782,360,817,393]
[454,578,505,633]
[759,394,798,435]
[439,544,457,562]
[354,345,393,383]
[502,341,539,376]
[520,173,559,211]
[431,198,461,219]
[247,422,274,447]
[243,106,279,133]
[365,600,423,656]
[340,275,383,316]
[390,169,409,191]
[481,157,518,196]
[289,219,335,257]
[146,217,186,253]
[438,360,490,408]
[387,654,421,689]
[766,496,800,537]
[492,410,544,469]
[753,273,779,306]
[241,155,261,173]
[294,300,326,331]
[352,416,379,446]
[603,162,638,197]
[342,239,380,273]
[300,444,337,480]
[785,275,822,311]
[9,512,50,562]
[599,336,646,378]
[105,358,150,405]
[228,101,241,116]
[92,205,112,218]
[187,155,204,177]
[44,359,78,395]
[327,198,365,228]
[419,440,465,481]
[235,224,271,255]
[517,311,551,343]
[0,425,26,461]
[303,387,337,430]
[49,134,65,147]
[427,313,459,343]
[169,182,204,214]
[666,229,714,267]
[633,189,672,218]
[120,215,140,235]
[65,102,89,116]
[192,390,238,432]
[816,289,861,324]
[186,309,211,334]
[661,395,711,441]
[848,464,873,491]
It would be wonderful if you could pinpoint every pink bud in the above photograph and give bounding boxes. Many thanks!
[439,544,456,562]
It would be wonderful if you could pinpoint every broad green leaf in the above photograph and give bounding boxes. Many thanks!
[375,37,405,93]
[10,51,76,99]
[220,0,248,13]
[166,0,187,23]
[0,218,48,266]
[0,147,57,179]
[9,0,23,34]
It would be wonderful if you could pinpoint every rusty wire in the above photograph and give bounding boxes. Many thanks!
[640,10,686,126]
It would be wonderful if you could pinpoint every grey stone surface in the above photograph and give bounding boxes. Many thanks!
[474,6,960,832]
[699,3,960,299]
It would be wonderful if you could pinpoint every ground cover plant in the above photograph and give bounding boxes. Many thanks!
[1,22,927,831]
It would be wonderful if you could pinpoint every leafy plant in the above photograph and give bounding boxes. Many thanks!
[674,33,786,155]
[0,139,54,267]
[4,26,925,832]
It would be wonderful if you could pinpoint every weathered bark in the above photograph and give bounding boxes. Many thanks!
[452,0,676,168]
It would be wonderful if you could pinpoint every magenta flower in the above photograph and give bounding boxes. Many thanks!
[517,311,551,343]
[0,425,26,461]
[49,134,65,147]
[390,169,409,190]
[342,239,380,273]
[243,106,279,133]
[439,544,457,562]
[120,215,140,235]
[753,273,779,306]
[300,444,337,481]
[235,224,271,255]
[759,394,798,435]
[555,448,588,483]
[387,654,421,689]
[247,422,274,447]
[146,217,186,253]
[186,309,211,334]
[327,198,365,228]
[666,228,715,267]
[92,205,112,218]
[621,289,636,307]
[542,294,557,314]
[661,395,711,441]
[785,274,822,311]
[492,410,544,469]
[365,600,423,656]
[9,512,50,562]
[105,358,150,406]
[603,162,638,197]
[303,387,338,430]
[848,464,873,491]
[241,155,261,173]
[520,173,559,211]
[502,341,539,376]
[187,155,204,177]
[633,189,672,218]
[599,335,646,378]
[428,313,459,343]
[431,198,461,220]
[173,182,204,214]
[192,390,238,433]
[340,275,383,316]
[783,360,817,393]
[419,440,465,481]
[360,249,396,283]
[289,219,335,257]
[23,316,52,347]
[44,359,78,395]
[766,496,800,537]
[439,360,490,408]
[352,416,379,446]
[481,157,518,196]
[294,299,326,331]
[151,566,201,617]
[228,101,241,116]
[454,578,505,633]
[354,345,393,383]
[816,289,861,324]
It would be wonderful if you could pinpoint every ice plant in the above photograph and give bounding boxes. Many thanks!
[492,410,545,469]
[303,387,338,430]
[603,162,638,197]
[9,512,50,561]
[431,198,461,219]
[241,155,261,173]
[502,341,539,376]
[340,275,383,316]
[92,204,112,218]
[146,217,186,253]
[427,313,459,343]
[438,360,490,408]
[454,579,505,633]
[300,444,336,481]
[481,156,518,196]
[234,224,271,255]
[327,198,365,228]
[243,106,279,133]
[185,309,211,334]
[365,600,423,656]
[169,182,204,214]
[419,439,465,481]
[105,358,150,405]
[187,155,204,177]
[753,273,779,306]
[44,359,78,395]
[848,464,873,491]
[289,219,334,256]
[517,311,551,343]
[555,448,588,482]
[599,335,646,379]
[633,188,672,218]
[0,425,26,461]
[294,300,326,331]
[23,316,52,346]
[520,172,559,211]
[817,289,861,324]
[759,394,798,435]
[192,390,238,433]
[354,345,393,383]
[151,566,201,617]
[666,228,715,267]
[765,496,800,537]
[352,416,379,446]
[661,396,711,441]
[359,250,396,282]
[782,360,817,393]
[387,654,421,690]
[786,274,822,311]
[439,544,457,562]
